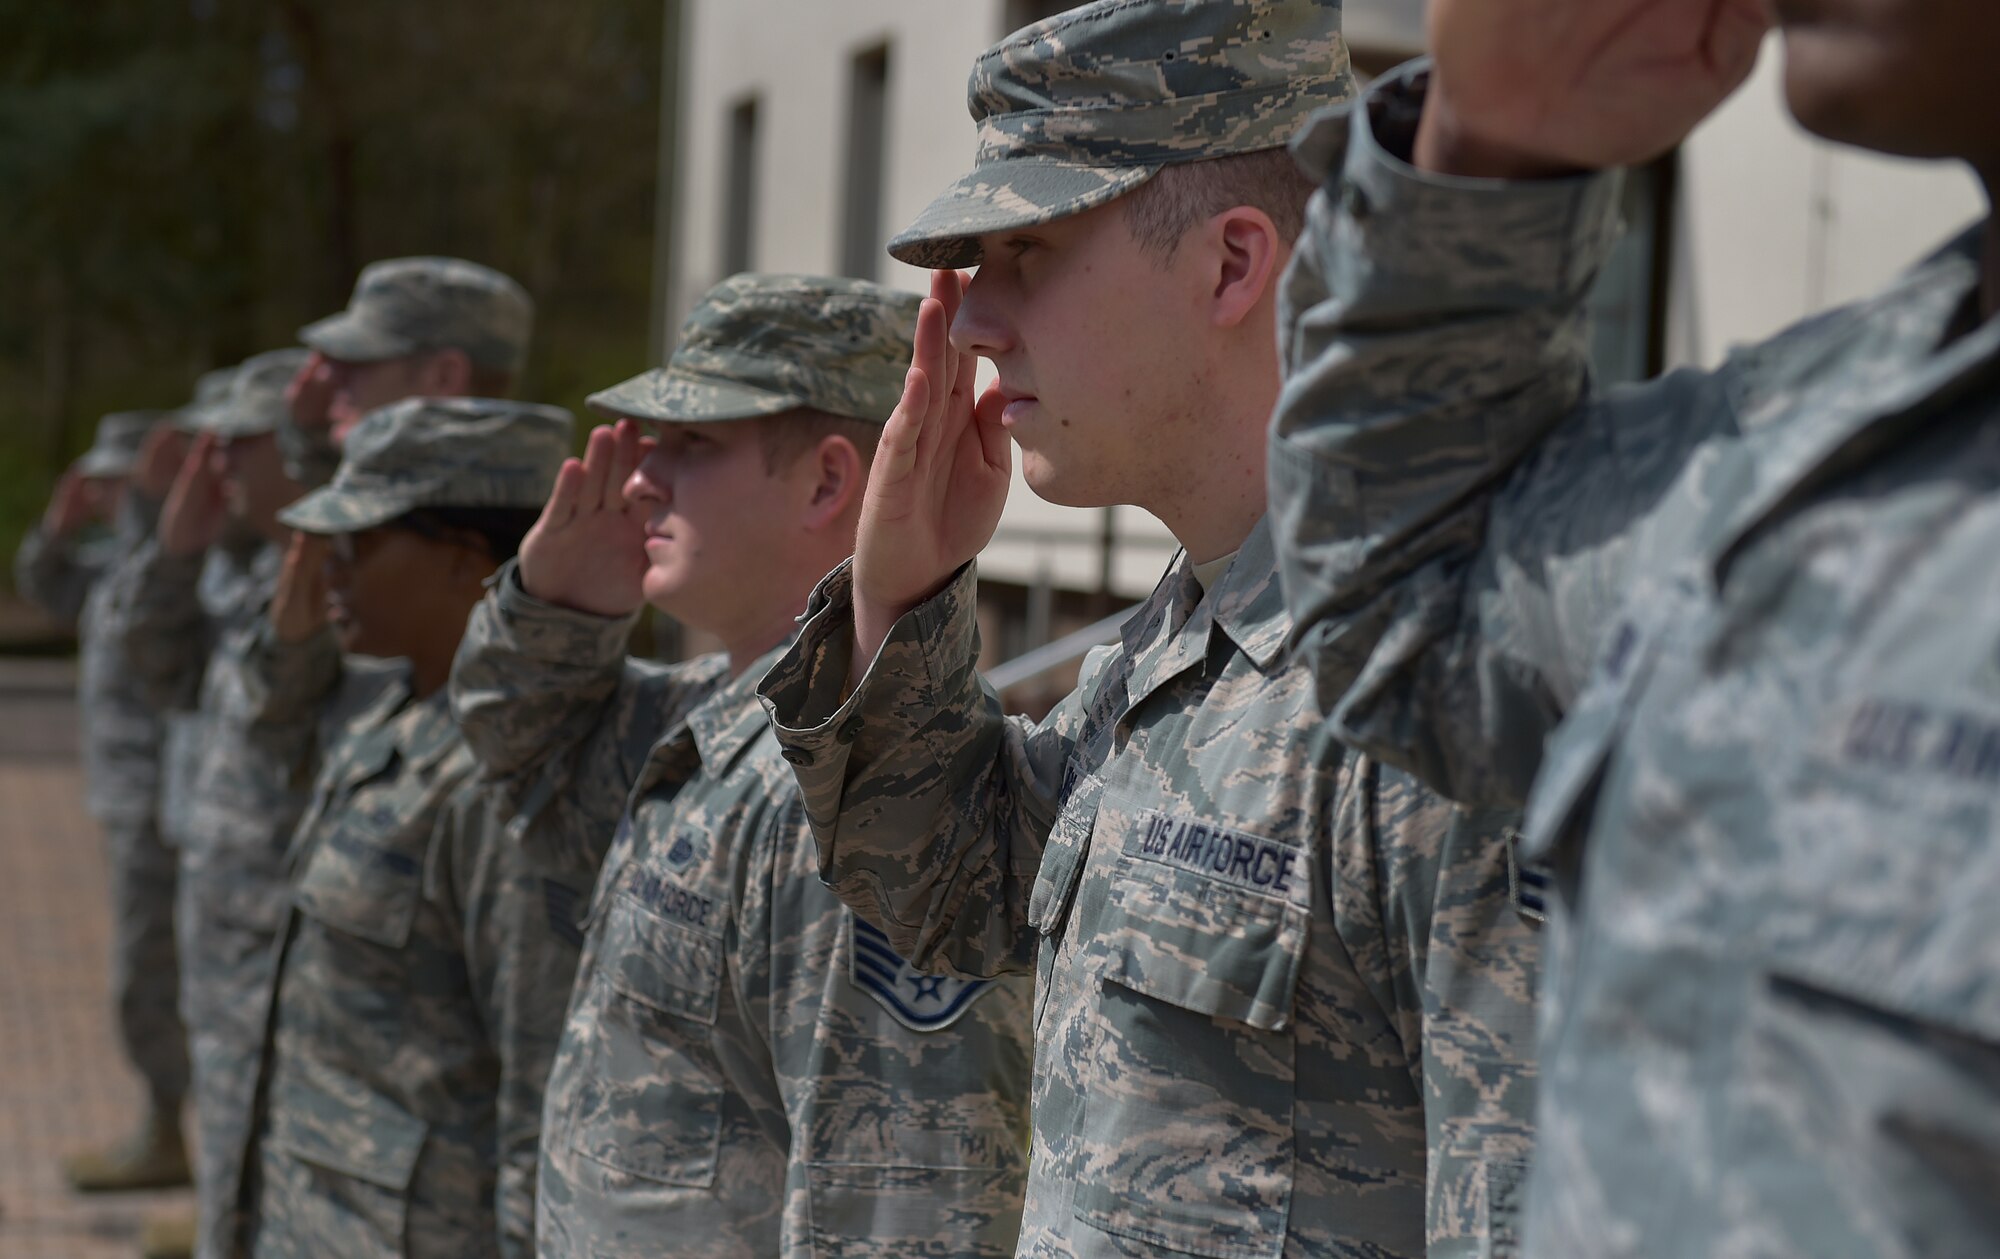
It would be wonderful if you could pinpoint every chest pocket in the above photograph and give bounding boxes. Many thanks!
[291,741,427,954]
[565,888,726,1188]
[1072,834,1312,1259]
[263,1055,426,1258]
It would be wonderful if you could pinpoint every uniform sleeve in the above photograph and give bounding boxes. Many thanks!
[757,797,1034,1258]
[1270,62,1743,806]
[433,776,596,1259]
[12,525,99,628]
[238,620,345,728]
[757,559,1082,981]
[449,560,704,803]
[96,536,214,713]
[1334,766,1541,1257]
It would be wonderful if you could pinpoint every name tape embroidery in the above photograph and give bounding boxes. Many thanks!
[1126,810,1307,904]
[1840,698,2000,786]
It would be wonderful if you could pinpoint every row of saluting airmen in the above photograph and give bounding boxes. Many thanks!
[17,1,1998,1257]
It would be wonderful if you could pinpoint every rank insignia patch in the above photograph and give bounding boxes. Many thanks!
[849,917,994,1032]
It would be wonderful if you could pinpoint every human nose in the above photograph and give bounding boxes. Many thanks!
[950,269,1014,360]
[623,445,670,509]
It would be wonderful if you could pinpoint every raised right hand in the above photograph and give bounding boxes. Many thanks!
[285,351,337,441]
[269,532,330,644]
[1415,0,1772,178]
[851,269,1012,668]
[158,434,229,559]
[134,425,193,500]
[517,420,651,617]
[42,471,98,539]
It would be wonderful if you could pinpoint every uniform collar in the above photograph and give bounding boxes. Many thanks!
[395,687,467,777]
[1120,518,1293,708]
[684,638,791,775]
[1712,226,1999,578]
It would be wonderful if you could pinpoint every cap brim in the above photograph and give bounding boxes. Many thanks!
[887,158,1159,270]
[586,368,800,424]
[297,311,418,364]
[278,486,410,534]
[74,450,137,479]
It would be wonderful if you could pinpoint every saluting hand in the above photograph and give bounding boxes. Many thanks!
[285,351,338,443]
[851,269,1012,670]
[1415,0,1772,178]
[158,433,229,559]
[134,425,193,501]
[270,532,330,644]
[518,420,652,618]
[42,470,103,539]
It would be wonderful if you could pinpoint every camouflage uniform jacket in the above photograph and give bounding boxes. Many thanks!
[759,521,1539,1259]
[1270,62,2000,1258]
[14,493,164,825]
[232,621,588,1259]
[449,563,1035,1259]
[99,531,302,1259]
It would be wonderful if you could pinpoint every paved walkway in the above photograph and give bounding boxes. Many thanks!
[0,657,192,1259]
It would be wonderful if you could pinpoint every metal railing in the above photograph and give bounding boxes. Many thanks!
[986,605,1138,692]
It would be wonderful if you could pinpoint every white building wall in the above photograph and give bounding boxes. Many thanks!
[667,4,1986,599]
[1667,37,1982,368]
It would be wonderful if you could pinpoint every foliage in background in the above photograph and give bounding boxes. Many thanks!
[0,0,665,585]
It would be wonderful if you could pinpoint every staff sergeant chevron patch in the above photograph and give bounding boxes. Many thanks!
[848,916,995,1032]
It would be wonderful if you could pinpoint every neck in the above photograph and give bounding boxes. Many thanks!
[406,646,453,701]
[723,612,797,679]
[1140,376,1272,565]
[717,573,826,679]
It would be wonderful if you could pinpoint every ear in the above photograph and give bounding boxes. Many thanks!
[1205,206,1284,330]
[800,433,866,531]
[419,347,475,397]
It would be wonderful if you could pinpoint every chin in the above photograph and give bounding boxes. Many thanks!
[1778,27,1942,158]
[1020,452,1115,509]
[641,570,691,617]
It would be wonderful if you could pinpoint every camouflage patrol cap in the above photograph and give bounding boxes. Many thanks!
[586,273,921,425]
[891,0,1352,269]
[205,349,311,439]
[278,397,572,534]
[173,365,243,433]
[298,256,534,375]
[75,411,171,479]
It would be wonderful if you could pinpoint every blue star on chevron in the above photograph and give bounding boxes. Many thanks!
[849,917,994,1032]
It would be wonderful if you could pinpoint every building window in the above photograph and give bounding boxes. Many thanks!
[841,45,891,281]
[721,95,759,276]
[1004,0,1075,36]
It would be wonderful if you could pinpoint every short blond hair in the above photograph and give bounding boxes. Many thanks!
[1121,147,1318,262]
[756,409,882,474]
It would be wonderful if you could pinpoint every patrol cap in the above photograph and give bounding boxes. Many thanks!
[204,348,311,439]
[174,365,243,433]
[278,397,573,535]
[586,273,920,425]
[890,0,1353,269]
[74,411,171,479]
[298,256,535,375]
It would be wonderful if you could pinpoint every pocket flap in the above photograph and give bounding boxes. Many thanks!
[601,891,723,1025]
[292,821,425,950]
[267,1057,426,1191]
[1099,859,1309,1033]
